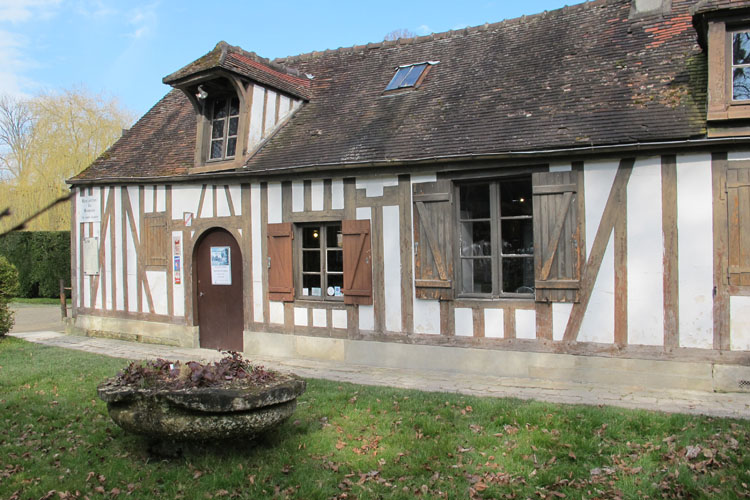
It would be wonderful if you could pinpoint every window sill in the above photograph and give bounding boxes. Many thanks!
[291,298,346,308]
[190,158,244,174]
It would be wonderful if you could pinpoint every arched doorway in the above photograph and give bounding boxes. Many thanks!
[193,228,244,351]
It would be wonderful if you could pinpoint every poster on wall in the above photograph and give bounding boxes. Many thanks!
[80,195,100,223]
[172,234,182,285]
[210,246,231,285]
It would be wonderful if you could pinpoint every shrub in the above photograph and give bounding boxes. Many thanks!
[0,231,69,298]
[0,256,19,336]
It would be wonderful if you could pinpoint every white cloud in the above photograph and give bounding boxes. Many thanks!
[0,29,35,97]
[74,0,118,18]
[416,24,431,35]
[0,0,60,23]
[127,3,157,39]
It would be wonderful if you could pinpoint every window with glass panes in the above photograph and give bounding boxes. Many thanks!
[299,223,344,300]
[457,178,534,296]
[209,96,240,160]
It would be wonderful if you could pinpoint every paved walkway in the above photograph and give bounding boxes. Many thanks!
[9,329,750,420]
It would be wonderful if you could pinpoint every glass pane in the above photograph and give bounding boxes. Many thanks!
[461,258,492,294]
[327,249,343,272]
[211,120,224,139]
[213,99,227,119]
[734,32,750,65]
[734,67,750,101]
[228,117,238,136]
[459,184,490,219]
[400,64,426,87]
[303,274,321,293]
[501,219,533,255]
[210,140,223,159]
[460,221,491,257]
[500,179,532,216]
[502,257,534,294]
[328,274,343,290]
[385,66,411,91]
[302,226,321,248]
[303,250,320,272]
[226,137,236,157]
[327,224,342,248]
[229,97,240,116]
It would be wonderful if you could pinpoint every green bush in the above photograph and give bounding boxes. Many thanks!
[0,231,70,298]
[0,256,19,335]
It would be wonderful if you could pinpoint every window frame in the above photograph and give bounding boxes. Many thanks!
[294,221,345,302]
[454,176,534,299]
[207,95,240,162]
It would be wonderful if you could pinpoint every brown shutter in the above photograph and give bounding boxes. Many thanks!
[532,170,583,302]
[267,222,294,302]
[342,219,373,305]
[143,213,167,267]
[727,166,750,286]
[413,179,453,300]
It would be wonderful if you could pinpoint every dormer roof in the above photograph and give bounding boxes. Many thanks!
[162,41,312,100]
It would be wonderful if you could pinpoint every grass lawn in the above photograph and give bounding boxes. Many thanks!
[1,337,749,499]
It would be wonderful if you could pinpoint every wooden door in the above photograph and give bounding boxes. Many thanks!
[194,228,244,351]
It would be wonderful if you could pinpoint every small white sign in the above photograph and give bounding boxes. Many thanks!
[184,212,193,227]
[210,246,231,285]
[80,195,100,223]
[83,237,99,275]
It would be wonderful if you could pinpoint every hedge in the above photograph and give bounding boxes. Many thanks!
[0,231,70,298]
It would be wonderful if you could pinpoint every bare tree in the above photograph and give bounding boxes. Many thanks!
[384,29,417,41]
[0,95,33,181]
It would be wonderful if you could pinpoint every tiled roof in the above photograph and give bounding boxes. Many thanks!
[692,0,750,15]
[74,0,726,182]
[162,41,312,100]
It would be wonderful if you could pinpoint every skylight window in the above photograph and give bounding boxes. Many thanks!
[384,62,437,91]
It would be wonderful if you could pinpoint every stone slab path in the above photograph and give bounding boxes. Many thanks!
[9,330,750,421]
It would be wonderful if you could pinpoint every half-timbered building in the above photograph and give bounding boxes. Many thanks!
[68,0,750,391]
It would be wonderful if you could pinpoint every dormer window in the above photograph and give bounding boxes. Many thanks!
[209,96,240,160]
[384,62,437,92]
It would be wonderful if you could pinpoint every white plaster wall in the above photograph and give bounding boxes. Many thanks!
[676,153,714,349]
[294,307,308,326]
[311,180,324,211]
[279,95,290,118]
[171,185,201,221]
[356,207,375,331]
[144,186,154,213]
[584,159,619,256]
[382,205,402,332]
[229,185,241,216]
[313,309,327,328]
[515,309,536,339]
[269,302,284,325]
[74,190,81,307]
[730,296,750,350]
[292,181,304,212]
[484,309,504,338]
[200,186,214,219]
[454,308,473,336]
[248,85,265,149]
[126,186,139,312]
[552,303,573,341]
[331,179,344,210]
[356,175,398,197]
[579,236,615,343]
[627,157,664,346]
[156,186,166,212]
[172,231,185,318]
[267,182,282,224]
[216,185,231,217]
[114,188,124,311]
[251,183,264,322]
[145,270,168,315]
[332,309,347,329]
[264,90,277,137]
[94,187,104,310]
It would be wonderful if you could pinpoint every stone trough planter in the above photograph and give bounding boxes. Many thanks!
[97,354,306,452]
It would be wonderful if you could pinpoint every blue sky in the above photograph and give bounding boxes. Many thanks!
[0,0,580,118]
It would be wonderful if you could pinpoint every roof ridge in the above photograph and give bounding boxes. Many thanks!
[273,0,596,64]
[224,42,305,79]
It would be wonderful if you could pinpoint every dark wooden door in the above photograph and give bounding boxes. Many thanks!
[194,228,244,351]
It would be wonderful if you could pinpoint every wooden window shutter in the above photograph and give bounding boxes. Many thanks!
[342,219,373,305]
[143,213,167,267]
[267,222,294,301]
[413,179,453,300]
[532,170,583,302]
[727,166,750,286]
